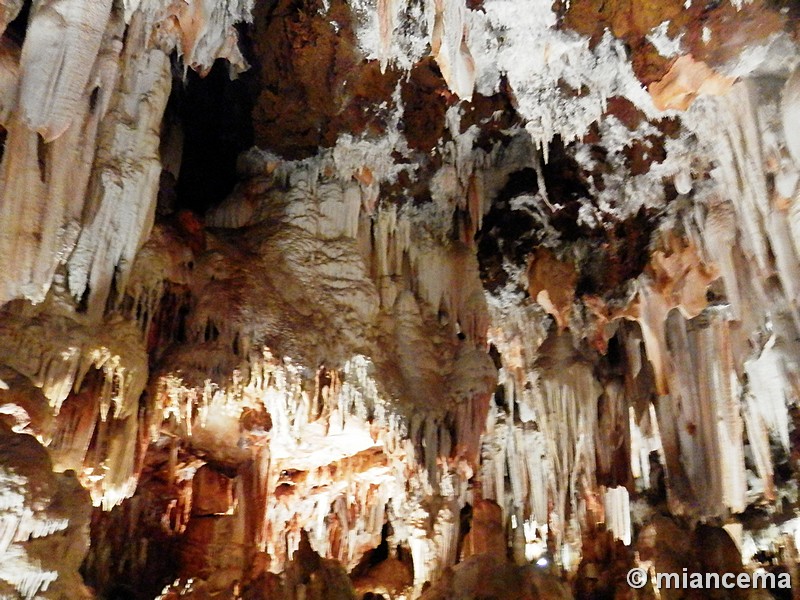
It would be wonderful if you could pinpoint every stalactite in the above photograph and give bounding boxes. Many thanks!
[430,0,475,101]
[783,66,800,166]
[66,10,172,319]
[0,311,147,420]
[18,0,114,141]
[149,324,490,583]
[603,486,631,545]
[0,26,120,308]
[657,309,746,516]
[377,0,400,73]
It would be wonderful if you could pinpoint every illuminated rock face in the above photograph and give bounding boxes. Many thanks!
[0,0,799,598]
[0,426,92,600]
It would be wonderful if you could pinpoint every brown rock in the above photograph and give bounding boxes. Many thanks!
[191,465,235,516]
[528,248,577,331]
[461,499,506,559]
[648,55,735,111]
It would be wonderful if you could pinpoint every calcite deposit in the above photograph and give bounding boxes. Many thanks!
[0,0,798,598]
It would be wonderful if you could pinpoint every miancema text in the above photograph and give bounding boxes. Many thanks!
[654,569,790,590]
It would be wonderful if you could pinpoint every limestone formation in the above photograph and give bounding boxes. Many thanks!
[0,0,798,598]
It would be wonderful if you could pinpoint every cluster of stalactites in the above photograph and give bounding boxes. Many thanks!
[0,0,256,519]
[482,300,787,572]
[0,307,148,508]
[481,326,608,569]
[212,141,495,348]
[152,345,491,587]
[359,0,666,154]
[0,0,252,317]
[477,65,800,571]
[648,73,800,517]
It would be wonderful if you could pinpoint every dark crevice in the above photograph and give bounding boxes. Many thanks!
[88,86,100,113]
[36,133,47,182]
[4,0,32,45]
[575,206,657,298]
[540,137,592,242]
[477,135,659,301]
[77,284,91,314]
[351,523,392,579]
[475,167,539,294]
[172,57,258,215]
[456,502,473,561]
